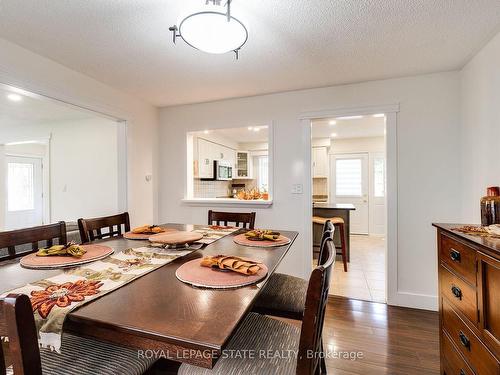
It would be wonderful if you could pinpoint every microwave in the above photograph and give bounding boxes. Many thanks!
[214,160,233,181]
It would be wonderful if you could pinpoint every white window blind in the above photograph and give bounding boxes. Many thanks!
[374,157,385,198]
[335,158,362,196]
[8,162,35,211]
[257,156,268,191]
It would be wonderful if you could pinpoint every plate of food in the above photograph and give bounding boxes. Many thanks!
[233,229,291,247]
[123,225,176,240]
[20,243,114,269]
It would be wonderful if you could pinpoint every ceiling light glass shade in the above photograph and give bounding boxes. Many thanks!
[179,12,248,54]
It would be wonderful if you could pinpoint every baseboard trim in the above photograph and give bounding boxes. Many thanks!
[387,291,438,311]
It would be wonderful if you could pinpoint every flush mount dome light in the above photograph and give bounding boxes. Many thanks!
[169,1,247,59]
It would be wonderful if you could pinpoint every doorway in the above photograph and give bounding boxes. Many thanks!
[5,155,43,229]
[310,112,389,303]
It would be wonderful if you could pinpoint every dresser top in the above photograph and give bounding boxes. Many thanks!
[433,223,500,256]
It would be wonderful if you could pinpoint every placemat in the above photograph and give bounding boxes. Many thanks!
[233,233,291,248]
[124,228,177,240]
[20,245,114,269]
[176,258,268,289]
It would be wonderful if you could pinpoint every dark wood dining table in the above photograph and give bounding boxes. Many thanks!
[0,223,298,369]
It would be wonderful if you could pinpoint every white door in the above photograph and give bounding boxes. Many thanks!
[369,153,387,235]
[330,153,369,234]
[5,156,44,230]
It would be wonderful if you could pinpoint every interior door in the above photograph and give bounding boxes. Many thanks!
[330,153,369,234]
[369,153,387,235]
[5,156,43,230]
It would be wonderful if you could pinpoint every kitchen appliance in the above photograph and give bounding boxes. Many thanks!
[214,160,233,181]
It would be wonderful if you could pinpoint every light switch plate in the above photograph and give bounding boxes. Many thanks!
[292,184,303,194]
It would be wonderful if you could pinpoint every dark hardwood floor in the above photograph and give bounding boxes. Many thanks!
[153,296,440,374]
[322,296,440,374]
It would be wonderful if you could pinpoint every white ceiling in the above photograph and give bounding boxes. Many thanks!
[312,116,385,139]
[0,0,499,107]
[0,86,98,125]
[193,126,269,144]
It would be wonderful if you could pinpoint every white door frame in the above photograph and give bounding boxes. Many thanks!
[300,104,399,306]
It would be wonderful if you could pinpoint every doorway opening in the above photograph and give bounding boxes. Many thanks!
[311,114,387,303]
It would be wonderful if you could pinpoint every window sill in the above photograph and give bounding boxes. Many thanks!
[182,198,273,207]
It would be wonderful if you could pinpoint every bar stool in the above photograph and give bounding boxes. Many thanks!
[313,215,348,272]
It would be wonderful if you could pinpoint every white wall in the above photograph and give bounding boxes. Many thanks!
[460,31,500,222]
[0,38,159,226]
[159,71,462,310]
[329,136,385,154]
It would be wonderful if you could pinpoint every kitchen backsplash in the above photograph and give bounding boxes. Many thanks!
[194,179,231,198]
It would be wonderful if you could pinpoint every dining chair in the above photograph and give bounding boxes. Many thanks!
[0,294,156,375]
[207,210,256,229]
[0,222,67,262]
[251,220,334,320]
[78,212,131,243]
[178,238,335,375]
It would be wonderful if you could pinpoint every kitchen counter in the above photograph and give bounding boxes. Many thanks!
[313,202,355,262]
[182,198,273,207]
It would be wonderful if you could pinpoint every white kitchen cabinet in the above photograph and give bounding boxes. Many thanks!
[312,147,328,178]
[236,151,253,179]
[196,138,236,179]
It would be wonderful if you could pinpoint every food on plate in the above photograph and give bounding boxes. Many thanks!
[36,242,87,258]
[132,225,165,234]
[208,225,234,230]
[236,188,263,200]
[244,229,281,241]
[201,255,262,275]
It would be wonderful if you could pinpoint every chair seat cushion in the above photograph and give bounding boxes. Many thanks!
[178,313,299,375]
[40,333,155,375]
[312,216,344,225]
[252,273,308,320]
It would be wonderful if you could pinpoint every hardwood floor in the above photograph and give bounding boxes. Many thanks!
[153,296,440,374]
[323,296,440,374]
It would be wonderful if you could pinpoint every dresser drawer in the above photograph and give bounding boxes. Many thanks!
[442,331,475,375]
[442,299,499,375]
[440,265,478,324]
[440,234,477,285]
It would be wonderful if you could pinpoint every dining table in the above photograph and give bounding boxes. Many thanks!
[0,223,298,369]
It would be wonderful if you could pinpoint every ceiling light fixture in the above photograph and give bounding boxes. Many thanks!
[329,120,337,125]
[336,115,363,120]
[330,133,338,138]
[7,93,22,102]
[169,0,248,59]
[248,126,253,131]
[373,114,385,118]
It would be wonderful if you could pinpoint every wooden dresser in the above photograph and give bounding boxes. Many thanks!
[434,224,500,375]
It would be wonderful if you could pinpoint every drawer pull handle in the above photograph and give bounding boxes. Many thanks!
[451,286,462,300]
[450,249,461,262]
[459,331,471,350]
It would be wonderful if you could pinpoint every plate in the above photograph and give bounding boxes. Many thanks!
[149,231,204,245]
[233,233,291,248]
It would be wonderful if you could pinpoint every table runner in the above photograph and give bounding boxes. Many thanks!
[193,226,241,244]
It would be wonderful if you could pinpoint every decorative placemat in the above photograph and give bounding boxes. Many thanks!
[176,258,268,289]
[149,231,204,245]
[124,228,177,240]
[233,233,291,248]
[20,245,114,269]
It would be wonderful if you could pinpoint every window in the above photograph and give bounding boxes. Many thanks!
[7,162,35,211]
[335,158,362,196]
[256,155,268,192]
[374,157,385,198]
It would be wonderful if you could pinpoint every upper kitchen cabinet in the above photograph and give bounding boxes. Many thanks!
[195,137,236,179]
[312,146,328,178]
[236,151,253,179]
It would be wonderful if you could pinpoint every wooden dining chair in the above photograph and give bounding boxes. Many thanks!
[78,212,130,243]
[207,210,256,229]
[0,222,67,262]
[178,238,335,375]
[251,220,334,320]
[0,294,156,375]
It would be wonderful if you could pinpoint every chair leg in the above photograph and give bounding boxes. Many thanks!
[339,223,348,272]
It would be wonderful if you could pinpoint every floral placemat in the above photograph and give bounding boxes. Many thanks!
[1,246,192,352]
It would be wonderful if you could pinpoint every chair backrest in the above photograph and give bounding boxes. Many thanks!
[208,210,256,229]
[317,220,334,267]
[78,212,130,243]
[0,294,42,375]
[0,222,67,262]
[297,238,335,375]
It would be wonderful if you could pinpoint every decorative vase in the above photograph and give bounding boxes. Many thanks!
[480,187,500,226]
